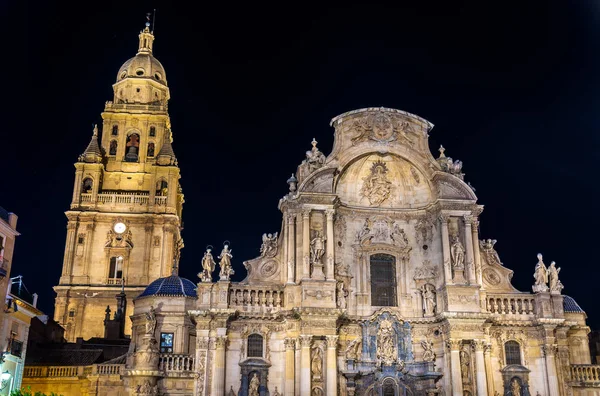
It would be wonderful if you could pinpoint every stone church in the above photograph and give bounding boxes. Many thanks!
[46,20,600,396]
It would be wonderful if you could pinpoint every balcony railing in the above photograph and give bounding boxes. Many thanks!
[570,364,600,385]
[486,293,536,315]
[105,101,167,112]
[23,363,125,378]
[158,354,195,373]
[80,192,167,207]
[229,285,285,312]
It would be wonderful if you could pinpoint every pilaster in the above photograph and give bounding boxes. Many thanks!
[326,335,338,396]
[299,335,312,396]
[447,339,464,396]
[325,209,335,281]
[439,215,452,284]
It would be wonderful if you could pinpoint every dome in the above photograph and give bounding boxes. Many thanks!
[116,53,167,85]
[138,275,197,298]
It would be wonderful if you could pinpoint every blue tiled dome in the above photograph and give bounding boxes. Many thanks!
[138,275,197,298]
[563,295,585,313]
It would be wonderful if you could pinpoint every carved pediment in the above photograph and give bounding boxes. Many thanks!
[241,257,281,285]
[300,168,335,193]
[434,173,477,200]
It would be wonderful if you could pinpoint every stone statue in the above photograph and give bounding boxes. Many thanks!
[450,236,465,269]
[460,346,471,384]
[391,223,409,247]
[533,253,549,293]
[337,282,347,309]
[311,346,323,379]
[199,247,216,282]
[420,284,436,317]
[304,138,326,173]
[480,239,502,266]
[360,161,393,207]
[376,317,397,366]
[345,338,362,360]
[218,243,235,281]
[260,232,278,257]
[548,261,562,293]
[310,232,326,264]
[421,340,436,362]
[357,218,373,242]
[511,378,521,396]
[144,306,156,336]
[249,373,260,396]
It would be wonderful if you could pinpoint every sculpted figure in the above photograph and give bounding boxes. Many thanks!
[391,223,409,247]
[346,338,362,360]
[260,232,278,257]
[377,318,397,366]
[311,347,323,378]
[144,306,156,336]
[421,340,436,362]
[460,346,471,384]
[218,243,235,280]
[533,253,549,292]
[420,284,436,317]
[337,282,347,309]
[357,218,372,242]
[304,138,326,173]
[360,161,393,206]
[480,239,502,266]
[199,247,216,282]
[450,236,465,269]
[548,261,562,293]
[510,378,521,396]
[248,373,260,396]
[310,232,326,264]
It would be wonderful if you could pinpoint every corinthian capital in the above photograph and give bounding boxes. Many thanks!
[473,340,486,351]
[216,335,228,348]
[325,209,335,220]
[284,338,296,350]
[325,335,339,348]
[463,215,476,226]
[302,209,311,219]
[446,339,462,351]
[438,214,450,224]
[299,335,313,347]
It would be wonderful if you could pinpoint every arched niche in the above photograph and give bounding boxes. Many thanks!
[335,153,432,209]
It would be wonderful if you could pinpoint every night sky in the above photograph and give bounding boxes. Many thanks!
[7,1,600,330]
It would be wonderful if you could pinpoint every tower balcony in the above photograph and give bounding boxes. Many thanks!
[104,101,167,114]
[78,191,170,213]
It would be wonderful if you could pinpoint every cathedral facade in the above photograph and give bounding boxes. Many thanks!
[46,21,600,396]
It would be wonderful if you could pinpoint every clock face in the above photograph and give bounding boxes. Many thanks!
[113,222,127,234]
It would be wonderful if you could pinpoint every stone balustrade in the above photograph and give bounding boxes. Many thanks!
[159,354,195,372]
[79,192,168,207]
[23,364,125,378]
[486,294,536,315]
[229,285,285,312]
[105,101,167,112]
[570,364,600,384]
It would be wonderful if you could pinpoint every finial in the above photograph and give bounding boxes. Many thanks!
[287,173,298,192]
[537,253,543,261]
[145,12,151,28]
[438,145,446,158]
[93,124,98,136]
[311,138,318,150]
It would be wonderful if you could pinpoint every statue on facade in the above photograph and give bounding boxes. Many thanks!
[311,346,323,379]
[450,236,465,269]
[310,232,326,264]
[303,138,326,173]
[337,282,347,309]
[199,246,216,282]
[360,161,393,206]
[420,284,437,317]
[218,242,235,281]
[421,340,436,362]
[459,345,471,385]
[345,338,362,360]
[480,238,502,266]
[533,253,549,293]
[510,378,522,396]
[144,306,156,336]
[249,373,260,396]
[391,222,409,247]
[259,232,278,257]
[357,218,373,243]
[376,317,397,366]
[548,261,563,293]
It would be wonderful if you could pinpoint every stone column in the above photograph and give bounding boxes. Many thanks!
[474,340,488,396]
[471,219,482,284]
[464,216,476,284]
[483,343,494,396]
[544,344,560,396]
[71,168,83,205]
[439,215,452,284]
[326,335,338,396]
[285,338,296,396]
[287,213,296,284]
[61,222,78,280]
[325,210,335,281]
[211,335,227,396]
[448,340,464,396]
[302,210,311,280]
[299,335,312,396]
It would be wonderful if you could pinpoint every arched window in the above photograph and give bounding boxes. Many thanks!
[370,254,397,306]
[125,133,140,162]
[382,378,396,396]
[112,125,119,135]
[505,341,522,365]
[149,126,156,137]
[157,180,168,196]
[109,256,123,279]
[109,140,118,156]
[247,334,264,357]
[82,178,93,193]
[147,142,155,157]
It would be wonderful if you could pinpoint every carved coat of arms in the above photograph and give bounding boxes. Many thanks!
[360,161,394,206]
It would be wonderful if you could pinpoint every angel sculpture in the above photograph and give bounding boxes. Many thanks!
[421,340,436,362]
[259,232,278,257]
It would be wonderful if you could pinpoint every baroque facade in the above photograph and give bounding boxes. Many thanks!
[34,20,600,396]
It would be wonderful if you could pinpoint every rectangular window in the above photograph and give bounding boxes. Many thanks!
[10,339,23,358]
[370,254,397,307]
[78,236,85,244]
[160,332,174,353]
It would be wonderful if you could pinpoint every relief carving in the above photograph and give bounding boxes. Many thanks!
[360,161,394,207]
[259,232,278,258]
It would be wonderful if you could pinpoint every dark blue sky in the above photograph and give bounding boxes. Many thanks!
[7,1,600,329]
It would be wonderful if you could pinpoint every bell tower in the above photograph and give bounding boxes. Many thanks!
[53,19,184,341]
